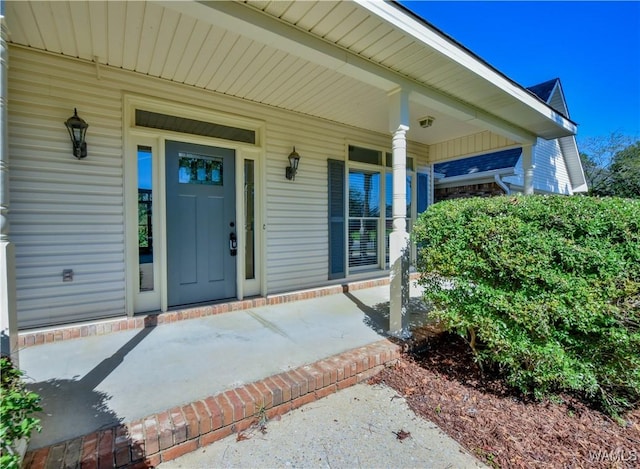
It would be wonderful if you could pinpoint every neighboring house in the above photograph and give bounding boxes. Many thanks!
[434,78,587,201]
[0,1,579,348]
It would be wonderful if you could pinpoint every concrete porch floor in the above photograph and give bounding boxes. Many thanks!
[19,280,436,460]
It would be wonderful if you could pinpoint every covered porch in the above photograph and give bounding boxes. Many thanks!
[1,1,576,355]
[19,278,432,466]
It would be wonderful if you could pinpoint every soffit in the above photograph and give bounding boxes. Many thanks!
[4,0,571,145]
[245,0,576,140]
[3,1,402,139]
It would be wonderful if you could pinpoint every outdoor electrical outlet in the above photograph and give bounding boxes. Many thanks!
[62,269,74,282]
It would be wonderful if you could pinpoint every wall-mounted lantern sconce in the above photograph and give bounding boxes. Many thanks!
[64,108,89,159]
[285,147,301,180]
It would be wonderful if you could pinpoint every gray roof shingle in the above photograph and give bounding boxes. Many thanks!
[526,78,559,103]
[434,147,522,178]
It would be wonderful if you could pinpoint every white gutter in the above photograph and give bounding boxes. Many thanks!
[494,174,511,195]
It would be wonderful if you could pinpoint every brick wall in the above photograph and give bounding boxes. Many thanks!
[434,182,505,202]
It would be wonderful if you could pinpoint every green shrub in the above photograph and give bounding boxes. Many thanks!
[1,356,42,469]
[413,195,640,415]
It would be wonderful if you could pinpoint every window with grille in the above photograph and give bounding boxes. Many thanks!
[348,170,381,270]
[328,146,429,278]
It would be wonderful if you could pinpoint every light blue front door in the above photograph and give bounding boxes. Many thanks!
[166,140,236,307]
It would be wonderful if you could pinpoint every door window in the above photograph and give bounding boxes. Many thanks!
[244,160,255,280]
[138,145,154,292]
[178,154,224,185]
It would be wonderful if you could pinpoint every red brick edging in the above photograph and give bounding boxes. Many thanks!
[22,340,401,468]
[18,275,420,349]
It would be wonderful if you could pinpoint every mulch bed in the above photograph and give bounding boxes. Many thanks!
[371,333,640,468]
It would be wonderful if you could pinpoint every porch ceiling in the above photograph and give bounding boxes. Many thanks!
[5,0,575,146]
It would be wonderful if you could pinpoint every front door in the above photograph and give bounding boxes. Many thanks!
[166,140,236,307]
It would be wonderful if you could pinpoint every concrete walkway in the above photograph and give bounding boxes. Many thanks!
[18,281,482,467]
[159,383,485,469]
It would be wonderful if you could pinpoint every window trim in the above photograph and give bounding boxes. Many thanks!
[344,144,417,277]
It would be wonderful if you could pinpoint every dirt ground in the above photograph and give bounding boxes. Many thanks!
[371,333,640,469]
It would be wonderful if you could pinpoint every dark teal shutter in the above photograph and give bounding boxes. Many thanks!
[417,172,429,214]
[328,159,345,279]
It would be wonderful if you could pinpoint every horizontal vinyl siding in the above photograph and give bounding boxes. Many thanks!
[9,49,124,328]
[265,117,345,292]
[9,46,430,323]
[263,115,397,294]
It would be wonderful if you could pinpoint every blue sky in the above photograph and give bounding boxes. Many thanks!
[398,1,640,146]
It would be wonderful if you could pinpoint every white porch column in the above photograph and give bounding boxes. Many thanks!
[388,89,410,338]
[522,144,535,195]
[0,4,18,362]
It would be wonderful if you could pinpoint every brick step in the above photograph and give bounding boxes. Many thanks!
[23,340,401,468]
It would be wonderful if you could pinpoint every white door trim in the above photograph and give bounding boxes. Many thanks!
[123,94,265,314]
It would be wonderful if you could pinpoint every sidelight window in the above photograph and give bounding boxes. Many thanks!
[138,146,154,292]
[244,160,255,280]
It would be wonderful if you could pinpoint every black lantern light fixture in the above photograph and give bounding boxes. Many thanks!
[285,146,301,180]
[64,108,89,159]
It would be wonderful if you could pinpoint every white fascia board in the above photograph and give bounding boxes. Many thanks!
[435,168,516,185]
[165,1,537,144]
[356,0,576,137]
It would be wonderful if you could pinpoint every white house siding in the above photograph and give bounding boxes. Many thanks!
[8,46,429,327]
[9,47,125,328]
[532,138,572,194]
[429,130,517,164]
[263,119,342,293]
[503,138,572,195]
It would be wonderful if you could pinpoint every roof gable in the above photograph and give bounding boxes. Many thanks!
[527,78,570,118]
[527,78,558,102]
[434,148,522,178]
